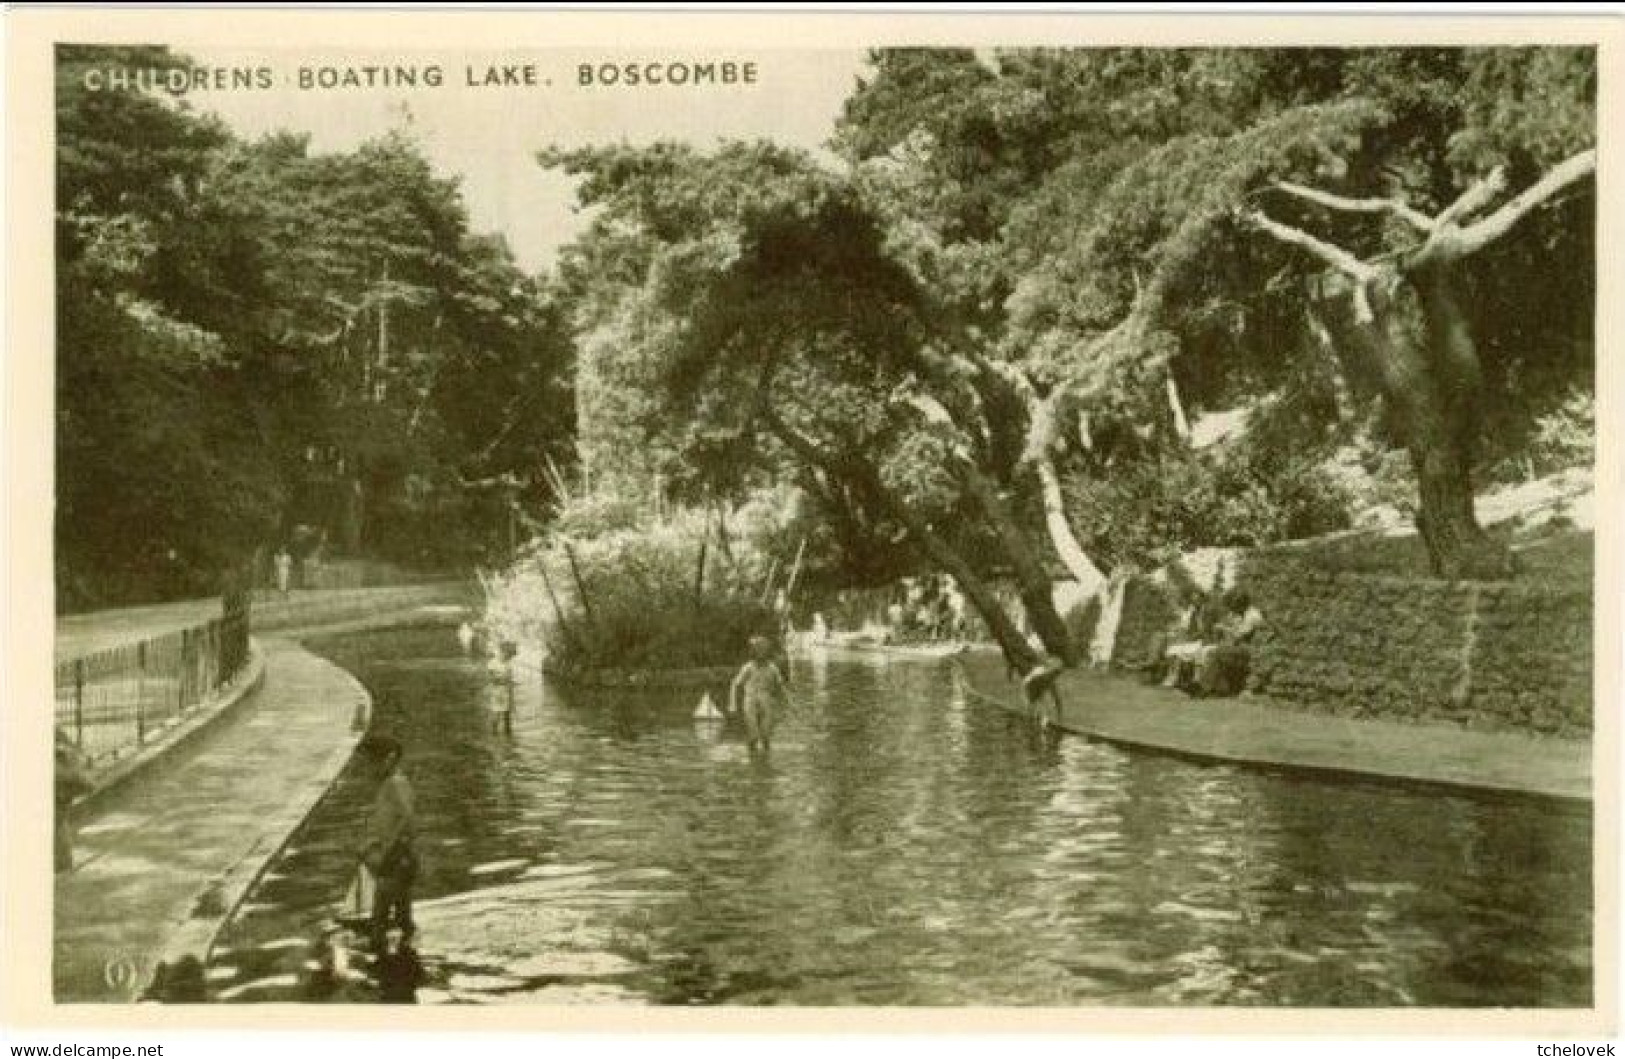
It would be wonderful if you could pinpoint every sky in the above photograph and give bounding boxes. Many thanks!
[182,47,872,273]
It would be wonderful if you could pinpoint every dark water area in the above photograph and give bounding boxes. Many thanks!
[210,625,1592,1006]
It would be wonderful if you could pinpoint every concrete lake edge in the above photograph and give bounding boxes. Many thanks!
[156,641,371,982]
[170,609,477,989]
[951,647,1590,803]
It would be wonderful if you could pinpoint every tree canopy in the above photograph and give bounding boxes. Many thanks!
[56,46,576,608]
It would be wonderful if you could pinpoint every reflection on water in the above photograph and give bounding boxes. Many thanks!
[211,627,1591,1006]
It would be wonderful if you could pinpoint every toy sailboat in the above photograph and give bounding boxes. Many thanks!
[693,691,725,721]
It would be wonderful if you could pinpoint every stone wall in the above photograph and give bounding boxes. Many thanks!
[1467,581,1592,735]
[1239,559,1475,724]
[1111,555,1592,737]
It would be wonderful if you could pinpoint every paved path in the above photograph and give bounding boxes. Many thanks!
[56,585,470,661]
[56,598,229,661]
[53,639,369,1002]
[954,650,1590,801]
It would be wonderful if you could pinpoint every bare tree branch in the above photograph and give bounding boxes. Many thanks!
[1449,149,1595,256]
[1273,180,1434,232]
[1240,209,1380,282]
[1435,165,1508,228]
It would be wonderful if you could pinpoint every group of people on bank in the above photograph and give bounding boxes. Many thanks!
[1143,585,1265,698]
[883,574,968,644]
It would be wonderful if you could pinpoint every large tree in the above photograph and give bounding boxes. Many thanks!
[56,47,578,605]
[542,141,1074,670]
[838,47,1595,581]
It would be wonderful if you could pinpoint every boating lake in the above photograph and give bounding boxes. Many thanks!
[209,625,1592,1006]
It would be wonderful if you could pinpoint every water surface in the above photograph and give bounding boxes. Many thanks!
[211,626,1591,1006]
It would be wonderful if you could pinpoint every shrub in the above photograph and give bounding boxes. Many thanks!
[1528,388,1594,476]
[482,495,781,672]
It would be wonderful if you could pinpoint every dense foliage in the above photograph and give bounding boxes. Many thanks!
[483,501,782,672]
[59,44,1595,619]
[832,47,1593,578]
[56,46,575,609]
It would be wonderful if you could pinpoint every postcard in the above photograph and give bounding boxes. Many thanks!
[4,6,1618,1038]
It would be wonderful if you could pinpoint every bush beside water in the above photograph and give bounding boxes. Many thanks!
[482,500,783,674]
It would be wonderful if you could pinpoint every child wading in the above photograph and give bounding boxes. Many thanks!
[486,641,518,736]
[730,635,788,753]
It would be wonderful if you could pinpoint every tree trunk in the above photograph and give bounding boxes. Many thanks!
[1336,273,1512,580]
[1033,455,1106,598]
[758,405,1040,673]
[950,353,1108,638]
[881,496,1041,674]
[958,465,1078,665]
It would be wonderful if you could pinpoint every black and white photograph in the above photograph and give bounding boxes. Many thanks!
[4,6,1617,1034]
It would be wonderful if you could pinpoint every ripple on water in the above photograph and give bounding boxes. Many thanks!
[521,862,610,879]
[467,858,530,876]
[215,973,300,1001]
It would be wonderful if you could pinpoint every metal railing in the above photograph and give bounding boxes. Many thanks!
[55,592,252,766]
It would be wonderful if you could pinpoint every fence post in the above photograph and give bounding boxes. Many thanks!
[180,629,195,712]
[136,641,147,746]
[207,620,219,691]
[74,659,86,747]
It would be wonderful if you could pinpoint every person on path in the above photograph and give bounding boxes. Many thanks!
[54,730,92,872]
[359,735,418,956]
[730,635,789,753]
[273,548,292,599]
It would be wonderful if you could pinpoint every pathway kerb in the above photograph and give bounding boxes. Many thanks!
[155,646,372,982]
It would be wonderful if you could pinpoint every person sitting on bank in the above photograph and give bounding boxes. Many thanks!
[1144,588,1202,687]
[1192,589,1265,698]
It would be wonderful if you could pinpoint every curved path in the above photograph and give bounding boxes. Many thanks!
[53,639,369,1002]
[954,649,1590,802]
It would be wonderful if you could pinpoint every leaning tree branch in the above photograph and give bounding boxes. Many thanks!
[1272,180,1435,232]
[1239,210,1379,283]
[1434,165,1508,229]
[1449,148,1596,257]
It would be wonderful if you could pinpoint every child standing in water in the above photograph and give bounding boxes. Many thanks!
[730,635,788,753]
[486,641,518,736]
